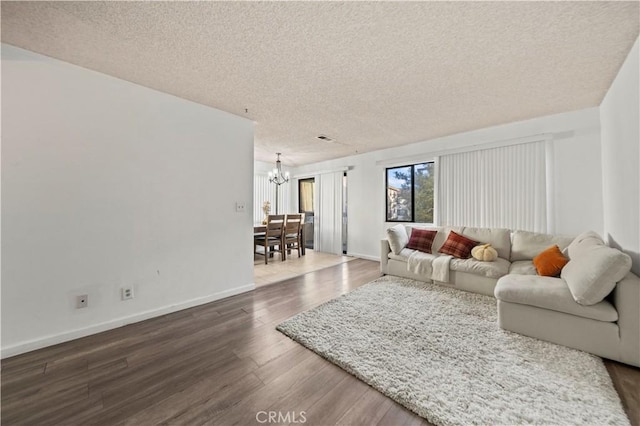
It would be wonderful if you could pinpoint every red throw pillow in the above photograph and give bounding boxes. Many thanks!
[407,229,438,253]
[533,245,569,277]
[439,231,479,259]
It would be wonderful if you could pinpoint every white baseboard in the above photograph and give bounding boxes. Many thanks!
[347,252,381,262]
[1,283,256,359]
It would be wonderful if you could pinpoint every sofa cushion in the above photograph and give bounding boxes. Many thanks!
[388,247,416,262]
[439,231,479,258]
[450,257,510,279]
[410,226,463,254]
[510,230,575,261]
[494,275,618,322]
[461,227,511,260]
[509,260,537,275]
[533,245,569,277]
[561,244,632,305]
[406,229,437,253]
[387,224,408,255]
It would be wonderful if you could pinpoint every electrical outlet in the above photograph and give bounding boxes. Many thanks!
[121,286,134,300]
[235,202,246,213]
[76,294,88,309]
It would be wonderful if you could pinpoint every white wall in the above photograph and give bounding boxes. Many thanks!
[293,108,604,260]
[600,37,640,275]
[1,45,255,357]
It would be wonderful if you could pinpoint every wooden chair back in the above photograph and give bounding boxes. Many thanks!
[284,214,302,237]
[283,214,303,258]
[266,215,285,238]
[254,215,286,264]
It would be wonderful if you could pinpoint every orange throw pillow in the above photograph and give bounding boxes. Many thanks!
[533,245,569,277]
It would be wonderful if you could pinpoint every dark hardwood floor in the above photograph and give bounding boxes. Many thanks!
[2,259,639,425]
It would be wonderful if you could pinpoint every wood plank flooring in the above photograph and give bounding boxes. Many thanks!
[253,249,354,287]
[2,259,639,425]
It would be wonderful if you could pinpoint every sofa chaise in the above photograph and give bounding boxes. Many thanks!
[380,225,639,367]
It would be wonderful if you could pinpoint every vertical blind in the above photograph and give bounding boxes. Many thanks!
[253,174,291,223]
[315,171,344,255]
[438,141,548,233]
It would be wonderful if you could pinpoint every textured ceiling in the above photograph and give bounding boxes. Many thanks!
[2,1,639,166]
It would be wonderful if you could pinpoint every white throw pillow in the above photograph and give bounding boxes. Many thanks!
[565,230,605,259]
[561,244,632,305]
[387,224,409,255]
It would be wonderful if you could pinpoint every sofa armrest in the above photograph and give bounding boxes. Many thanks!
[613,272,640,367]
[380,239,390,274]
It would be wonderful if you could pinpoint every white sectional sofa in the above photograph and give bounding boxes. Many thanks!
[380,225,640,367]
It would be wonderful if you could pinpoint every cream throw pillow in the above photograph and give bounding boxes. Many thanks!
[561,231,632,305]
[565,230,605,258]
[387,224,409,255]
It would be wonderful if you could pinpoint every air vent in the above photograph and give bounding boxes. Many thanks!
[317,135,334,142]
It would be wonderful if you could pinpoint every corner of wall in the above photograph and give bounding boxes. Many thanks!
[599,36,640,275]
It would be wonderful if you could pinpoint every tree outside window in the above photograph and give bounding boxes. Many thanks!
[386,162,434,223]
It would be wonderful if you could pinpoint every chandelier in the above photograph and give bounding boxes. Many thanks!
[268,153,289,214]
[268,153,289,186]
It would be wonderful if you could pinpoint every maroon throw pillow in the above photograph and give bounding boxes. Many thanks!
[406,229,437,253]
[439,231,479,258]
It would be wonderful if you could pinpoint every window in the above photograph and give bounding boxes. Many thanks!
[386,162,434,223]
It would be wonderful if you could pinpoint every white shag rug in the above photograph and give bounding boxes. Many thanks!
[276,276,629,426]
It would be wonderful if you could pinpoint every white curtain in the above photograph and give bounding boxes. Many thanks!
[315,171,343,255]
[253,174,291,223]
[438,141,548,233]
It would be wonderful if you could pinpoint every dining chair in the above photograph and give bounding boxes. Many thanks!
[254,214,285,264]
[283,214,303,258]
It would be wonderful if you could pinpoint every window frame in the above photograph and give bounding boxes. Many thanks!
[385,162,434,223]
